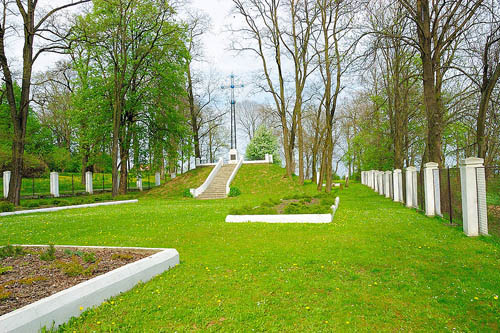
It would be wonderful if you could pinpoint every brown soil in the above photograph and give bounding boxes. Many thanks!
[275,198,320,214]
[0,246,157,316]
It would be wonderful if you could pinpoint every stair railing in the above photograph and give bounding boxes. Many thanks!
[190,157,224,198]
[226,157,244,195]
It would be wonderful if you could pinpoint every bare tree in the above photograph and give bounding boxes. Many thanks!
[237,100,271,141]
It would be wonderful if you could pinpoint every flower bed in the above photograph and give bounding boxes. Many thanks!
[0,245,156,316]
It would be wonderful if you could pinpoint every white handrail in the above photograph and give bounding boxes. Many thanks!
[190,158,223,198]
[226,157,244,195]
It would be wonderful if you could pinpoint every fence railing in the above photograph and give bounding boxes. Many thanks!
[2,171,163,200]
[361,157,490,238]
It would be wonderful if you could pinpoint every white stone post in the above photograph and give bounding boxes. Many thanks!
[155,172,161,186]
[393,169,401,202]
[195,158,201,167]
[460,157,488,236]
[3,171,10,198]
[50,172,59,198]
[374,171,378,192]
[137,177,143,191]
[171,173,176,179]
[423,162,438,216]
[406,167,417,208]
[385,171,391,198]
[370,170,376,189]
[85,171,93,194]
[378,171,384,195]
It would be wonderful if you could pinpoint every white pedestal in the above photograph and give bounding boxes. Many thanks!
[406,166,417,208]
[85,171,93,194]
[3,171,10,198]
[137,178,143,191]
[50,172,59,198]
[384,171,391,198]
[393,169,401,202]
[424,162,438,216]
[155,172,161,186]
[460,157,488,236]
[228,149,239,164]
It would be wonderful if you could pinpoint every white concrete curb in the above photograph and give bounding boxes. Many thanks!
[0,199,139,217]
[0,245,179,332]
[226,197,340,223]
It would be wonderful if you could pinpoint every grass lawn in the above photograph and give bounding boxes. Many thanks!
[1,164,499,331]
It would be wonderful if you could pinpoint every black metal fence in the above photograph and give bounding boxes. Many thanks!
[484,167,500,237]
[438,168,462,225]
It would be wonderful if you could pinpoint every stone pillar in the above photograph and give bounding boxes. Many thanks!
[378,171,384,195]
[195,158,201,167]
[370,170,375,189]
[171,173,176,179]
[50,172,59,198]
[85,171,93,194]
[137,177,143,191]
[3,171,10,198]
[155,172,161,186]
[374,171,379,192]
[384,171,391,198]
[460,157,488,236]
[393,169,401,202]
[406,167,417,208]
[423,162,438,216]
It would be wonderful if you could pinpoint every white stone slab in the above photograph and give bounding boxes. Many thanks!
[0,199,139,217]
[0,246,179,332]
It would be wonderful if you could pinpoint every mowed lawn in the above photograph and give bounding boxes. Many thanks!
[1,165,499,331]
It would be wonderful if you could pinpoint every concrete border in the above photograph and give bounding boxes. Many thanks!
[0,245,179,332]
[226,197,339,223]
[0,199,139,217]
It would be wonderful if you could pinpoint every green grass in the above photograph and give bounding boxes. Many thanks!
[0,172,162,197]
[1,164,500,331]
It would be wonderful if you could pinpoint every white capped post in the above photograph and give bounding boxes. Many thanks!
[378,172,384,195]
[137,177,143,191]
[3,171,10,198]
[406,166,417,208]
[85,171,93,194]
[393,169,401,202]
[385,171,391,198]
[423,162,438,216]
[50,172,60,198]
[155,172,161,186]
[460,157,488,236]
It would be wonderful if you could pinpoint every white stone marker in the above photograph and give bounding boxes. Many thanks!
[85,171,93,194]
[460,157,488,236]
[433,168,441,216]
[50,172,60,198]
[393,169,401,202]
[3,171,10,198]
[385,171,391,198]
[137,178,143,191]
[406,166,417,208]
[374,171,378,192]
[379,172,384,195]
[171,172,176,179]
[195,158,201,167]
[423,162,438,216]
[370,170,376,189]
[155,172,161,186]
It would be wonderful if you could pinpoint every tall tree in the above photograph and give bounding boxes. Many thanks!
[0,0,90,205]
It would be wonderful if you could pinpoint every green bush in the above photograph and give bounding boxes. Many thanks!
[0,245,25,259]
[0,201,14,212]
[183,189,193,198]
[26,201,40,208]
[228,187,241,197]
[83,252,97,263]
[40,244,56,261]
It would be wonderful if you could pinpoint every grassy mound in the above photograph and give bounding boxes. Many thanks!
[146,166,214,198]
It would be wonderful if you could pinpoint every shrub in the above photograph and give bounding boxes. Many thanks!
[228,187,241,197]
[245,126,280,163]
[56,256,99,277]
[111,253,133,260]
[83,252,96,263]
[183,188,193,198]
[0,201,14,212]
[0,286,11,300]
[51,199,69,207]
[40,244,56,261]
[0,245,25,259]
[63,249,83,257]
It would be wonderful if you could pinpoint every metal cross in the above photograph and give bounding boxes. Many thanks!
[221,73,244,150]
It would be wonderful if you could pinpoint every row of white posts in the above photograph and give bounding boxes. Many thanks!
[3,171,163,198]
[361,157,488,237]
